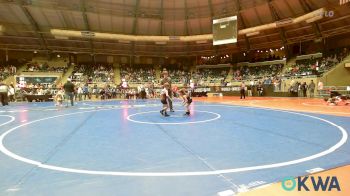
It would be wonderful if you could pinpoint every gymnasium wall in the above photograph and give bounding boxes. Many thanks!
[320,59,350,86]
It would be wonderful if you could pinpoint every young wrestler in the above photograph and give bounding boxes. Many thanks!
[55,89,64,107]
[178,88,192,116]
[324,95,350,106]
[160,83,170,117]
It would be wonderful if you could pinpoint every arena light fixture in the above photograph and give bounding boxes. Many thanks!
[50,29,212,42]
[196,40,208,44]
[54,35,69,40]
[246,31,260,37]
[155,41,167,45]
[305,15,324,23]
[239,8,326,35]
[118,40,131,44]
[50,8,326,43]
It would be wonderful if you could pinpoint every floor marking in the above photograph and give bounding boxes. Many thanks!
[0,115,15,127]
[5,188,20,192]
[248,100,350,115]
[217,189,235,196]
[127,110,221,125]
[302,102,329,107]
[43,109,59,111]
[0,104,347,177]
[306,167,324,174]
[250,183,273,191]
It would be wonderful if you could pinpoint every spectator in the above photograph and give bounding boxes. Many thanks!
[309,80,316,98]
[240,82,246,99]
[83,84,90,100]
[257,82,263,96]
[318,81,324,96]
[77,85,83,101]
[63,78,75,107]
[301,82,308,97]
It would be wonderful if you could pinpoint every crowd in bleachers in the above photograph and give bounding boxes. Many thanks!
[70,64,114,83]
[0,65,17,81]
[286,48,349,77]
[198,56,231,65]
[161,68,190,84]
[250,54,284,63]
[2,46,350,104]
[232,64,284,81]
[120,65,155,83]
[191,68,229,85]
[24,62,68,73]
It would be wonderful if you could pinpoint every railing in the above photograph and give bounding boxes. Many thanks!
[320,86,350,97]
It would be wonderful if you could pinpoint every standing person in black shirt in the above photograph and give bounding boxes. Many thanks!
[63,78,75,107]
[301,82,308,97]
[160,70,174,112]
[240,81,246,99]
[257,82,264,96]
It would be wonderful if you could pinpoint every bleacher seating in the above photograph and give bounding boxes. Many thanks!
[120,65,155,83]
[232,64,284,81]
[70,64,114,83]
[285,48,349,77]
[24,62,68,73]
[192,68,230,84]
[0,64,17,81]
[161,68,190,84]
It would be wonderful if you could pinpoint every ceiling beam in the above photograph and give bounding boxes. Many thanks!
[208,0,214,19]
[131,0,141,35]
[267,0,289,55]
[80,0,94,55]
[184,0,190,36]
[236,0,251,51]
[298,0,322,38]
[159,0,164,35]
[130,0,141,62]
[207,0,219,55]
[15,0,48,50]
[184,0,192,55]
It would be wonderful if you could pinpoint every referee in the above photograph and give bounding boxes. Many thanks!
[160,70,174,112]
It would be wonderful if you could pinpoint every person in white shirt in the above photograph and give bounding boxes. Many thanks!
[318,81,324,96]
[77,86,83,101]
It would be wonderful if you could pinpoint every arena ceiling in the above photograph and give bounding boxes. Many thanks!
[0,0,349,57]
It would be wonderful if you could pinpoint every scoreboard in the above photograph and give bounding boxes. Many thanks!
[212,16,238,45]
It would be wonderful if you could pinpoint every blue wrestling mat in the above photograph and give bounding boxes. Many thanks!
[0,100,349,195]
